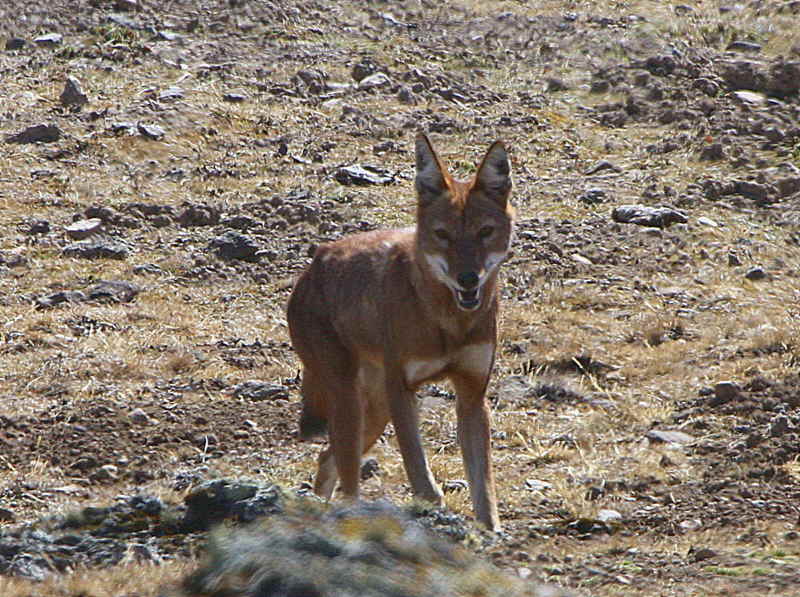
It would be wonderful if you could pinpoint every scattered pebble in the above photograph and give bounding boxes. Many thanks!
[60,76,88,108]
[744,266,767,281]
[34,33,62,47]
[231,380,289,401]
[210,231,261,262]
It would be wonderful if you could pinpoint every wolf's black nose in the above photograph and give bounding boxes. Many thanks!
[457,271,479,289]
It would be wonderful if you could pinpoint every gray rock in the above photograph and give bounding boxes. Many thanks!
[5,38,26,51]
[335,164,395,186]
[138,123,165,140]
[158,86,184,101]
[597,509,622,523]
[25,219,51,234]
[611,204,687,228]
[711,381,741,405]
[768,414,791,437]
[232,380,289,401]
[65,218,102,240]
[358,72,392,89]
[60,76,88,107]
[727,41,762,52]
[397,85,417,104]
[129,408,151,425]
[35,290,87,309]
[210,231,260,261]
[698,142,725,161]
[351,59,379,82]
[33,33,62,47]
[87,280,140,303]
[585,160,622,175]
[6,123,62,144]
[745,266,767,280]
[223,92,248,103]
[62,237,131,260]
[646,429,694,444]
[578,188,608,205]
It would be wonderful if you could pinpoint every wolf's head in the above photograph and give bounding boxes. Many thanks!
[414,134,515,312]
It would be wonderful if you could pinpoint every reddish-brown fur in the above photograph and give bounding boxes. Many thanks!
[287,134,514,530]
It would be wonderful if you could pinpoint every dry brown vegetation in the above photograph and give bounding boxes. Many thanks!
[1,0,800,595]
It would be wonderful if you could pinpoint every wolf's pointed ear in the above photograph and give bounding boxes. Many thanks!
[475,141,512,207]
[415,133,449,206]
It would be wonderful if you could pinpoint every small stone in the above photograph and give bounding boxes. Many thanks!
[698,142,725,161]
[360,458,380,480]
[597,509,622,523]
[744,266,767,281]
[351,60,379,82]
[5,38,26,51]
[728,251,742,266]
[5,123,62,144]
[578,188,608,205]
[129,408,151,425]
[223,92,248,103]
[690,547,718,562]
[711,381,741,404]
[62,237,130,260]
[733,90,766,105]
[210,231,261,261]
[34,33,62,47]
[545,77,569,92]
[358,72,392,89]
[158,86,184,101]
[65,218,102,240]
[115,0,140,11]
[60,76,88,107]
[697,216,718,227]
[87,280,140,303]
[585,160,622,175]
[611,204,687,228]
[35,290,87,309]
[138,123,165,140]
[231,380,289,401]
[727,41,762,52]
[397,85,417,105]
[0,507,14,522]
[646,429,694,444]
[233,429,250,439]
[768,414,791,437]
[26,219,50,234]
[443,479,469,492]
[90,464,119,482]
[679,519,702,532]
[335,164,395,186]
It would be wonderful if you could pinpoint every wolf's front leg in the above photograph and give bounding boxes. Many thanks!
[385,367,444,505]
[451,373,500,531]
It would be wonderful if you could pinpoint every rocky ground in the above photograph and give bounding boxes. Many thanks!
[1,0,800,595]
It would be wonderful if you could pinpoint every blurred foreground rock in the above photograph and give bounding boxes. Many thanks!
[181,501,571,597]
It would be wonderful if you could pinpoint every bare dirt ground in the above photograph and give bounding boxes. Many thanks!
[1,1,800,595]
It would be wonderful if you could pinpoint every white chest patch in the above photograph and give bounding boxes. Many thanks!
[456,342,495,378]
[404,357,448,386]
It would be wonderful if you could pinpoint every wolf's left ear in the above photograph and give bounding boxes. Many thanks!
[475,141,512,207]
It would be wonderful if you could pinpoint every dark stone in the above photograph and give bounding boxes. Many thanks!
[210,231,261,261]
[60,77,88,107]
[87,280,140,303]
[62,238,130,260]
[6,124,62,144]
[231,381,289,401]
[5,38,26,51]
[36,290,87,309]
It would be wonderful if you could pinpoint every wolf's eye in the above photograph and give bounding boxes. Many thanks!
[434,229,450,243]
[478,226,494,239]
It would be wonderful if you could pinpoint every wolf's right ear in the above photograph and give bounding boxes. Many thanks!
[415,134,449,206]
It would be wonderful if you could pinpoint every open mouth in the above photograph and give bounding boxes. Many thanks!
[455,288,480,310]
